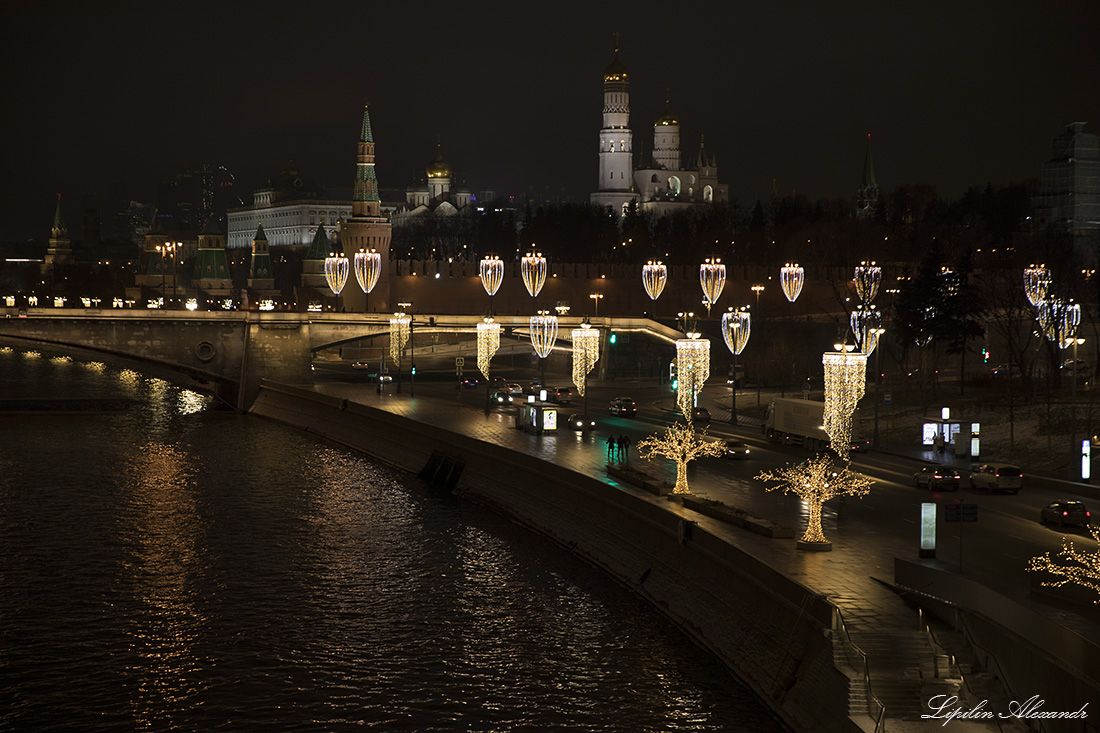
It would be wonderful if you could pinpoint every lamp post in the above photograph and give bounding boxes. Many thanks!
[1067,336,1086,479]
[722,307,750,426]
[589,292,603,317]
[871,327,886,448]
[751,284,765,310]
[156,242,176,308]
[399,301,413,397]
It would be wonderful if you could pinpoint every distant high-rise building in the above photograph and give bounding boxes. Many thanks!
[855,134,879,221]
[1032,122,1100,234]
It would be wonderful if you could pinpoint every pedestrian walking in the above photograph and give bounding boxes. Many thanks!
[621,434,631,462]
[616,434,626,463]
[606,433,616,461]
[934,432,944,455]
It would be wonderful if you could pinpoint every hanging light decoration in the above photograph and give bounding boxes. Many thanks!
[480,255,503,297]
[675,335,711,417]
[324,252,349,295]
[721,308,751,355]
[530,311,558,358]
[642,260,668,300]
[853,261,882,304]
[389,312,410,367]
[354,249,381,294]
[1023,264,1051,307]
[699,257,726,312]
[1037,299,1080,344]
[850,305,883,355]
[477,317,501,379]
[823,348,868,461]
[571,323,600,397]
[521,252,547,298]
[780,263,805,302]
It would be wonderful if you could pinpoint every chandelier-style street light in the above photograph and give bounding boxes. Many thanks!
[354,249,381,296]
[676,333,710,418]
[780,263,805,302]
[853,260,881,304]
[850,305,883,356]
[1037,298,1080,344]
[530,310,558,359]
[389,312,410,367]
[823,345,867,462]
[1023,264,1051,307]
[521,252,546,298]
[721,307,750,425]
[642,260,667,301]
[480,254,503,297]
[699,257,726,314]
[325,252,349,295]
[477,317,501,379]
[571,322,600,399]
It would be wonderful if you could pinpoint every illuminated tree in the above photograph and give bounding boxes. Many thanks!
[1027,526,1100,603]
[637,421,724,495]
[755,454,873,546]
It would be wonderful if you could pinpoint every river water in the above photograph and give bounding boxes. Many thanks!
[0,343,784,731]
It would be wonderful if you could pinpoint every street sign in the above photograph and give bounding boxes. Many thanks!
[944,503,978,522]
[456,357,464,367]
[884,391,892,405]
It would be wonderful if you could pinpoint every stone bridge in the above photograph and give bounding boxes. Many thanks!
[0,308,680,409]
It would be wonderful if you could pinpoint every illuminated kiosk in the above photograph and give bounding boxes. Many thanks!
[517,395,559,435]
[922,407,980,460]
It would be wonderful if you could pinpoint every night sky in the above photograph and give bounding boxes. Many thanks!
[5,1,1099,242]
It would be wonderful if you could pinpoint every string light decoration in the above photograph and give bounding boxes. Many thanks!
[389,312,410,367]
[699,258,726,312]
[850,305,883,355]
[1023,264,1051,307]
[853,261,882,303]
[823,348,867,461]
[675,336,710,417]
[780,263,805,302]
[324,252,349,295]
[1036,299,1080,343]
[529,311,558,358]
[477,317,501,379]
[721,308,751,356]
[637,421,724,495]
[1028,525,1100,603]
[642,260,668,300]
[755,454,873,547]
[521,252,547,298]
[571,323,600,397]
[354,249,381,294]
[480,255,503,297]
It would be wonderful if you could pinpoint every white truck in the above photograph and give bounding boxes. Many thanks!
[763,398,831,452]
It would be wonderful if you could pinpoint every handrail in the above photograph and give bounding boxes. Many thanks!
[921,619,1003,733]
[832,604,887,731]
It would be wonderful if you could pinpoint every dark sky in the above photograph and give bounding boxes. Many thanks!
[5,1,1099,242]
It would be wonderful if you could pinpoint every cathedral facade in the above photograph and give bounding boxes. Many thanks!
[590,46,728,216]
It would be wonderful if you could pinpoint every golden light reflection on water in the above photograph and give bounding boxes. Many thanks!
[176,389,208,415]
[118,441,207,726]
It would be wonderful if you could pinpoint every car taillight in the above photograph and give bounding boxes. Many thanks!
[934,474,942,479]
[1063,511,1069,516]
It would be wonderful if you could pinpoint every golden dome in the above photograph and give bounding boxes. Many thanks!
[655,109,679,126]
[426,145,452,179]
[603,52,629,83]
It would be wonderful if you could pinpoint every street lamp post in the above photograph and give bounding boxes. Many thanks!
[1068,336,1086,479]
[751,284,765,310]
[399,301,413,397]
[589,292,603,317]
[871,327,886,448]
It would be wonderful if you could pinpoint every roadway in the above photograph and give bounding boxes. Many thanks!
[311,358,1100,641]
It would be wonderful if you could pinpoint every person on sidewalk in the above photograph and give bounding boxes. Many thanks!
[935,431,944,455]
[620,434,631,462]
[606,433,616,462]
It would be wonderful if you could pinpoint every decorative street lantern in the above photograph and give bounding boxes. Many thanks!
[530,311,557,358]
[571,322,600,397]
[521,252,547,298]
[325,252,349,295]
[642,260,667,301]
[721,308,750,425]
[780,263,805,302]
[389,311,410,367]
[850,305,883,355]
[477,317,500,379]
[480,255,503,297]
[699,257,726,313]
[354,249,381,294]
[853,260,881,304]
[676,334,710,418]
[1023,264,1051,307]
[1037,298,1080,343]
[823,346,867,462]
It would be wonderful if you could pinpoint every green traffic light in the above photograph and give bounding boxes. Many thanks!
[609,333,617,345]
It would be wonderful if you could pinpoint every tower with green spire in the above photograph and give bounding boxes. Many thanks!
[856,133,880,221]
[44,194,73,269]
[247,222,275,293]
[194,214,233,300]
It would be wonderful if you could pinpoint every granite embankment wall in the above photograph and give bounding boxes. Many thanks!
[250,381,872,733]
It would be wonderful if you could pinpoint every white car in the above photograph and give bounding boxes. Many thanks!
[968,463,1022,494]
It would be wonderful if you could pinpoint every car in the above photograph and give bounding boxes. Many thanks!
[691,406,711,422]
[489,391,514,405]
[609,397,637,417]
[968,463,1022,493]
[460,377,479,389]
[564,413,596,431]
[491,377,507,389]
[551,387,574,404]
[914,465,960,491]
[724,440,750,459]
[1040,500,1091,527]
[526,378,543,394]
[850,438,871,453]
[506,383,525,396]
[991,363,1021,377]
[351,361,370,370]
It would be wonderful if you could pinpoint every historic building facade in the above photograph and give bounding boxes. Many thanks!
[226,163,350,249]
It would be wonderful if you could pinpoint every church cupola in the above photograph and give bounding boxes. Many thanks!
[653,91,681,171]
